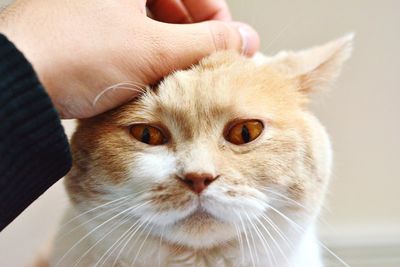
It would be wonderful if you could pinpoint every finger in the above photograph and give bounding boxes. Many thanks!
[181,0,231,22]
[173,20,259,56]
[147,0,192,23]
[149,20,259,78]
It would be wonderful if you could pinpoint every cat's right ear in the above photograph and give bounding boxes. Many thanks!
[267,34,354,94]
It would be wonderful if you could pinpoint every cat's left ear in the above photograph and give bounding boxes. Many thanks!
[267,34,354,93]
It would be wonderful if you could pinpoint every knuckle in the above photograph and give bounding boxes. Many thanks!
[209,21,231,52]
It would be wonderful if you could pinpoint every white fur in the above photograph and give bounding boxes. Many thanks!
[131,148,177,184]
[49,36,353,266]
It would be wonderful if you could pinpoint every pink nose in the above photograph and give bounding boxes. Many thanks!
[182,173,217,194]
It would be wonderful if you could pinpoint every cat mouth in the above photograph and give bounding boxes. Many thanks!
[179,207,220,224]
[172,208,222,233]
[189,209,214,219]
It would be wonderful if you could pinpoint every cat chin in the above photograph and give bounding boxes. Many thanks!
[158,211,237,249]
[162,227,237,249]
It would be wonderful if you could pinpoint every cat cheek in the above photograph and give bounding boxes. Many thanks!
[203,185,267,222]
[129,149,177,183]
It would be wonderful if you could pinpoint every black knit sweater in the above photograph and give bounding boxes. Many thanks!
[0,34,72,231]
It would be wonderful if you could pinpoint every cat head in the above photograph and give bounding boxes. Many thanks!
[66,35,352,249]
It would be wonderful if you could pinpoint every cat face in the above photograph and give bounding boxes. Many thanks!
[66,36,352,249]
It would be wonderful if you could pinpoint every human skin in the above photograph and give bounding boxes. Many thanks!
[0,0,259,119]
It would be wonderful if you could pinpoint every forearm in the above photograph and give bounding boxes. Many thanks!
[0,34,71,231]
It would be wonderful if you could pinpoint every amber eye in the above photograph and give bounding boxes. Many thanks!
[225,120,264,145]
[130,124,167,145]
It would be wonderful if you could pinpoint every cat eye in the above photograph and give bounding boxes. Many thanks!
[130,124,167,145]
[225,120,264,145]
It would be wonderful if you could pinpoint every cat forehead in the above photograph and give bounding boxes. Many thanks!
[152,52,299,114]
[113,52,302,128]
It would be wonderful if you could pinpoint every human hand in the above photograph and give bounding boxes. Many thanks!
[0,0,259,119]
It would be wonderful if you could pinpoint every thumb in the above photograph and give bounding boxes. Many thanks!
[150,20,259,74]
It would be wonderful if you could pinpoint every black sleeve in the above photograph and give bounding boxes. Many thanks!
[0,34,72,231]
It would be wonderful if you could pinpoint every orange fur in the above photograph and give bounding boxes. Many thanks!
[50,36,352,267]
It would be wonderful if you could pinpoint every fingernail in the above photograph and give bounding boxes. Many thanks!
[238,26,251,55]
[235,24,259,56]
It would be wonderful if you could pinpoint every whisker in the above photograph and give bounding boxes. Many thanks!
[57,198,132,241]
[96,219,143,267]
[266,203,350,267]
[261,214,294,250]
[263,21,293,53]
[60,196,130,229]
[263,187,330,227]
[263,188,310,212]
[243,211,273,267]
[55,200,150,267]
[236,212,256,267]
[254,215,291,266]
[158,225,165,267]
[249,214,276,266]
[72,212,134,267]
[264,14,304,55]
[112,81,147,88]
[243,212,261,266]
[234,223,245,267]
[111,214,154,267]
[92,82,147,107]
[131,215,156,266]
[93,87,144,108]
[58,189,149,241]
[266,204,303,232]
[318,242,350,267]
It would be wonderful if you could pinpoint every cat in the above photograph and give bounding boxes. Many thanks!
[48,35,353,267]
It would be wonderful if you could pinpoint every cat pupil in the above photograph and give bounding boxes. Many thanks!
[241,125,251,143]
[141,127,151,144]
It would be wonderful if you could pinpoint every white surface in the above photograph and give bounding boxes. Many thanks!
[1,0,399,266]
